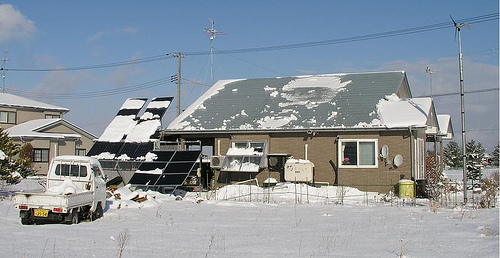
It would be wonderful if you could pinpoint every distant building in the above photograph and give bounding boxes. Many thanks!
[163,71,454,193]
[1,93,96,175]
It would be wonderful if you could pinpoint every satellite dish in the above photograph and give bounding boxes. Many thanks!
[380,145,389,159]
[393,154,403,167]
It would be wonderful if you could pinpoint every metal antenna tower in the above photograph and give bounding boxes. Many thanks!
[204,18,223,85]
[451,16,470,204]
[425,67,437,99]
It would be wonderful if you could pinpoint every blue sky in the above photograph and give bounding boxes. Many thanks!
[1,1,498,151]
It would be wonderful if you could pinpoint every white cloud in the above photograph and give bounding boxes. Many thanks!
[121,26,138,35]
[106,52,145,87]
[33,70,89,95]
[0,4,35,43]
[87,31,108,43]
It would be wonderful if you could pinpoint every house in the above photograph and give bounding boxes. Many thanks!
[1,93,96,175]
[162,71,453,193]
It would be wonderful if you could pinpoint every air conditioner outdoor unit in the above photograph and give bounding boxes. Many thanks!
[210,156,225,169]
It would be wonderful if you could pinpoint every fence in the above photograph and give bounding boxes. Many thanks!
[198,181,428,207]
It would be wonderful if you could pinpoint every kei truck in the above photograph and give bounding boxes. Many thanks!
[13,155,106,225]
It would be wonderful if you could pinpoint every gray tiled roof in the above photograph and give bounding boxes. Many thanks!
[168,71,410,131]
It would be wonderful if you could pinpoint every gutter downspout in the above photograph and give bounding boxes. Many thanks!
[408,126,414,179]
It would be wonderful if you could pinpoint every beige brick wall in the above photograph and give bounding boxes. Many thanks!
[212,130,416,193]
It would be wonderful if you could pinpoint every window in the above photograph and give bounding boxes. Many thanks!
[75,149,86,156]
[222,140,268,172]
[54,164,88,177]
[45,114,60,119]
[339,139,377,168]
[33,149,50,162]
[0,111,16,124]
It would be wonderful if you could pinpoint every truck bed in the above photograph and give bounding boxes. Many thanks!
[13,191,94,210]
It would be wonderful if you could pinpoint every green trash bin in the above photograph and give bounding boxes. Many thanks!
[398,179,414,198]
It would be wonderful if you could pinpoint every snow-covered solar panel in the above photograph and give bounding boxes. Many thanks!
[87,142,109,157]
[88,97,173,160]
[125,97,173,143]
[128,150,201,188]
[98,98,147,142]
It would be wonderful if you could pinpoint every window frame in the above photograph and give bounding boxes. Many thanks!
[0,111,16,124]
[45,114,60,119]
[33,148,50,163]
[338,139,378,168]
[75,148,86,156]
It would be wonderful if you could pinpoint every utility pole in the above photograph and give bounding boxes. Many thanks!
[451,16,470,204]
[171,53,184,116]
[2,51,8,93]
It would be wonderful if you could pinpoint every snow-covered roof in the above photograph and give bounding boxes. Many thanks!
[0,92,69,113]
[376,95,438,130]
[166,71,429,131]
[6,118,96,140]
[437,114,454,140]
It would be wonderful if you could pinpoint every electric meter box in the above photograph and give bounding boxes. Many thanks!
[284,159,314,183]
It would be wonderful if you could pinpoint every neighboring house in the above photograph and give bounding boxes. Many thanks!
[0,92,69,128]
[1,93,96,175]
[163,71,453,193]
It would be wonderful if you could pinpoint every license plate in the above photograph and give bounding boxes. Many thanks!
[34,209,49,217]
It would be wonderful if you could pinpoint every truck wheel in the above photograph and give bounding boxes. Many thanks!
[21,218,33,225]
[92,203,103,221]
[71,209,79,224]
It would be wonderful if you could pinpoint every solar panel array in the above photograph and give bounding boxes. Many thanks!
[87,97,173,161]
[128,150,202,187]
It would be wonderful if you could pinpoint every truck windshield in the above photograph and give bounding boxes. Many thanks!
[55,164,88,177]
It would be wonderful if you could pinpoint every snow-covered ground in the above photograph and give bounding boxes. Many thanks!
[0,172,498,258]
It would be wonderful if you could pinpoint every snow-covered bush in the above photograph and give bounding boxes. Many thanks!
[491,144,499,167]
[479,171,499,208]
[0,128,34,184]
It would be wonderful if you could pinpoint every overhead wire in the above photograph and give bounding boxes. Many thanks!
[5,77,172,99]
[416,87,499,98]
[2,13,497,100]
[2,13,497,72]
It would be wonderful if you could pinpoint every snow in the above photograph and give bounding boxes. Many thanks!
[223,159,260,172]
[0,150,6,160]
[226,147,262,156]
[6,119,83,140]
[135,168,163,175]
[146,99,171,109]
[144,152,158,162]
[98,115,137,142]
[46,178,83,195]
[167,79,245,130]
[125,119,161,143]
[120,98,146,110]
[376,94,431,128]
[0,92,69,112]
[0,178,497,257]
[93,152,116,160]
[255,114,298,128]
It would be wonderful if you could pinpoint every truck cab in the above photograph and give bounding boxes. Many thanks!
[14,155,107,225]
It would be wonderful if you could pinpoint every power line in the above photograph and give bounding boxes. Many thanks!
[415,87,499,98]
[3,13,497,72]
[5,54,173,72]
[184,13,498,56]
[5,77,173,99]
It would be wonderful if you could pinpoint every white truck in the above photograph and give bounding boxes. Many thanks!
[13,155,107,225]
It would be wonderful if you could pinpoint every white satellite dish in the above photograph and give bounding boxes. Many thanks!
[393,154,403,167]
[380,145,389,159]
